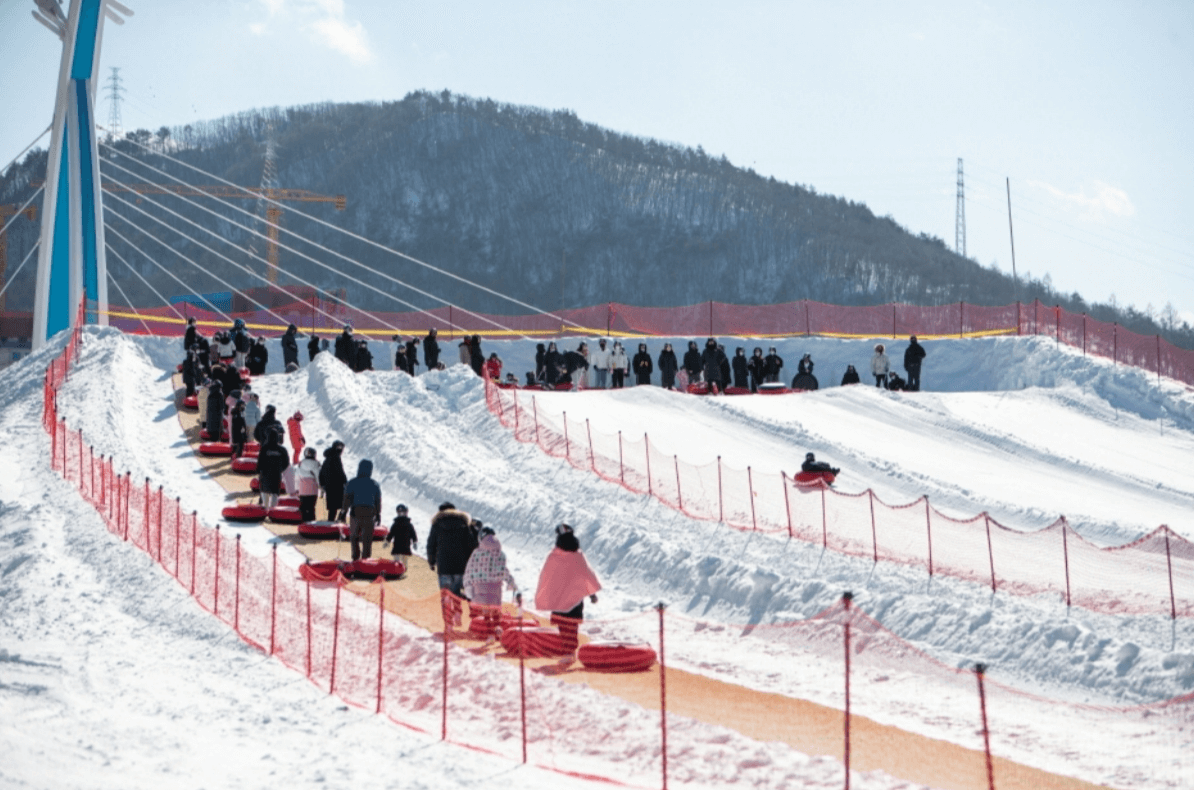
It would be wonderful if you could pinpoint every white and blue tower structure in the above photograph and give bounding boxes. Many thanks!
[31,0,133,349]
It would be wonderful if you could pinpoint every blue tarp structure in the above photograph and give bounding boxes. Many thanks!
[170,292,233,314]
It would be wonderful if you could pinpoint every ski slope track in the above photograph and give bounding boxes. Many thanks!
[2,327,1192,788]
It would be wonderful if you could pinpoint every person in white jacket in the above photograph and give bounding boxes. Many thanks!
[871,344,890,389]
[609,342,629,389]
[462,527,519,642]
[294,447,322,522]
[588,338,612,389]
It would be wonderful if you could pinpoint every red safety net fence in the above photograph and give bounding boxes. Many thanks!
[40,316,1194,789]
[485,380,1194,620]
[91,296,1194,386]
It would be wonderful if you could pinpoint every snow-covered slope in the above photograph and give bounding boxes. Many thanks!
[3,328,1192,788]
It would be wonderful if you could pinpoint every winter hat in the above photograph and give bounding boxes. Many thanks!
[396,504,408,513]
[806,452,815,461]
[439,502,456,511]
[292,411,303,421]
[478,526,495,538]
[304,447,316,459]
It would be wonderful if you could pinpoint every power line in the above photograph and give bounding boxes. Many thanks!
[0,242,39,301]
[105,267,154,336]
[1,125,51,177]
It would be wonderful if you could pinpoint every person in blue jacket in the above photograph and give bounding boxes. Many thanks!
[342,459,382,561]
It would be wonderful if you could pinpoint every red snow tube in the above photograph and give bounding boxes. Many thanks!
[296,521,387,540]
[495,382,519,389]
[230,457,257,473]
[243,443,260,457]
[198,442,233,457]
[686,382,710,395]
[222,504,267,522]
[578,642,658,673]
[278,495,300,508]
[724,386,752,395]
[248,478,286,494]
[794,470,836,486]
[182,395,198,410]
[268,506,304,524]
[552,382,574,391]
[500,627,570,657]
[522,384,544,391]
[469,613,537,636]
[301,558,405,581]
[758,384,790,395]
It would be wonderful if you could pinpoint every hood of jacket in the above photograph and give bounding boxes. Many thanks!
[430,507,472,528]
[355,459,373,479]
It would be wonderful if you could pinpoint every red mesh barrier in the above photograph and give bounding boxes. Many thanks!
[486,380,1194,619]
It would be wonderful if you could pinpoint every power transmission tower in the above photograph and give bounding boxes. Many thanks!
[103,67,125,141]
[955,158,966,258]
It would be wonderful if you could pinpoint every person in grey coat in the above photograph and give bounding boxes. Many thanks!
[342,459,382,561]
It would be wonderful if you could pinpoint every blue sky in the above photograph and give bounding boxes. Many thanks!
[3,0,1192,321]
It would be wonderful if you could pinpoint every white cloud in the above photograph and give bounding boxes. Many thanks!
[1029,179,1136,220]
[309,14,373,64]
[250,0,374,64]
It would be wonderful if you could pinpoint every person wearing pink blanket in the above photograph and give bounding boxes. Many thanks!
[535,524,602,664]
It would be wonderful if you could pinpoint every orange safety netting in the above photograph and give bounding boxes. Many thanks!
[485,379,1193,620]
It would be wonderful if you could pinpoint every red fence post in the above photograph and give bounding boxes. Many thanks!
[1061,518,1072,608]
[618,431,625,484]
[156,486,164,565]
[868,490,878,564]
[645,433,653,496]
[519,602,528,764]
[142,478,150,553]
[89,445,95,501]
[820,482,828,547]
[586,418,595,471]
[305,561,313,677]
[376,579,385,713]
[174,497,181,577]
[213,525,221,617]
[984,513,996,594]
[269,544,278,655]
[924,496,934,577]
[442,606,450,741]
[657,602,668,790]
[781,471,793,538]
[1164,528,1177,620]
[674,455,683,512]
[234,534,242,633]
[843,592,853,790]
[331,583,342,694]
[513,389,520,436]
[976,664,995,790]
[748,466,758,532]
[190,512,198,595]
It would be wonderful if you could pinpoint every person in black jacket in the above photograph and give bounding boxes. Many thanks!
[700,338,726,393]
[535,343,547,382]
[682,341,703,384]
[307,333,321,362]
[253,404,279,444]
[903,336,926,391]
[334,326,355,365]
[231,320,251,370]
[718,344,730,389]
[423,328,440,370]
[633,343,653,385]
[205,379,224,441]
[216,362,241,397]
[426,502,479,622]
[561,345,588,387]
[405,338,420,375]
[801,452,839,476]
[798,354,814,376]
[229,400,247,458]
[282,324,300,369]
[747,348,765,392]
[657,343,678,389]
[468,334,485,376]
[184,317,199,351]
[182,349,197,397]
[384,503,418,568]
[544,342,561,386]
[246,337,269,376]
[355,338,374,371]
[255,429,290,509]
[732,348,749,389]
[840,365,861,385]
[763,347,784,383]
[319,441,348,521]
[393,339,410,374]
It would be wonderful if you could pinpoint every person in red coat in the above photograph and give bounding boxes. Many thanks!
[484,353,503,381]
[286,411,306,464]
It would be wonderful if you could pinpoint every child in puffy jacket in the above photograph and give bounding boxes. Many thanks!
[385,504,418,573]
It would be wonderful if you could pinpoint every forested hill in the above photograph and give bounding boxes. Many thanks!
[1,91,1190,345]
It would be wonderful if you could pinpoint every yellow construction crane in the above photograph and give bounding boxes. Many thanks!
[0,202,38,313]
[35,179,346,284]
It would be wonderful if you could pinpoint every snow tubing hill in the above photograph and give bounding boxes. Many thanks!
[499,627,570,657]
[222,504,267,522]
[298,558,405,582]
[199,442,234,457]
[794,470,836,486]
[296,521,387,540]
[578,642,658,673]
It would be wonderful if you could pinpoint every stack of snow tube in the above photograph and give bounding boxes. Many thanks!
[299,558,405,582]
[577,642,658,672]
[198,442,234,457]
[499,626,570,657]
[296,521,388,540]
[222,503,267,522]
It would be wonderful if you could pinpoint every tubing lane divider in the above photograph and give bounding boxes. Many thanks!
[984,513,996,593]
[924,496,934,577]
[270,543,278,655]
[513,389,520,436]
[156,485,164,565]
[1061,518,1072,609]
[330,583,342,694]
[190,512,198,594]
[657,602,668,790]
[843,591,853,790]
[976,663,995,790]
[142,478,150,554]
[1164,528,1177,620]
[376,578,385,714]
[234,534,242,633]
[174,497,182,579]
[781,471,793,538]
